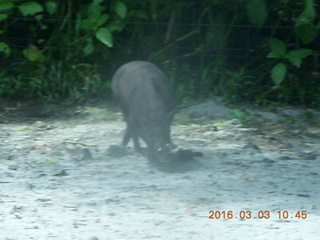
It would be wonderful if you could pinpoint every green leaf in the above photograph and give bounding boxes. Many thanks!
[0,1,14,11]
[294,0,318,44]
[0,42,11,57]
[294,22,318,44]
[107,21,125,32]
[95,27,113,47]
[83,38,95,55]
[19,2,44,16]
[35,15,42,21]
[0,14,8,21]
[45,1,57,15]
[284,49,313,68]
[40,24,48,30]
[113,1,127,19]
[81,19,95,30]
[267,52,280,59]
[96,14,109,27]
[38,39,45,44]
[23,46,44,62]
[271,62,287,85]
[88,2,102,22]
[246,0,268,26]
[267,38,287,58]
[303,0,316,21]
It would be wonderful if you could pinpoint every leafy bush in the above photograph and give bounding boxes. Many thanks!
[0,0,318,108]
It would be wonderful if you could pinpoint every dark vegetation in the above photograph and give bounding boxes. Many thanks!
[0,0,319,107]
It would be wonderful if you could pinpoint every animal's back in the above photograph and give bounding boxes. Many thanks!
[112,61,175,114]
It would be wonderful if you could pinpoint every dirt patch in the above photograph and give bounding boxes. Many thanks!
[0,100,319,239]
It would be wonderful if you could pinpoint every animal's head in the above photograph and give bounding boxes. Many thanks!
[143,111,175,162]
[147,143,174,163]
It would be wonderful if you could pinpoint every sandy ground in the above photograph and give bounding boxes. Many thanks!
[0,100,319,240]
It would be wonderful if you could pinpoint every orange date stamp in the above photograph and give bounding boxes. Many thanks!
[208,211,307,220]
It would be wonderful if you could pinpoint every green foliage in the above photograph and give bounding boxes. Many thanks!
[18,2,44,16]
[0,74,24,98]
[23,46,45,62]
[95,28,113,47]
[246,0,268,26]
[45,1,57,15]
[0,1,14,12]
[113,1,127,19]
[78,0,126,49]
[0,0,135,101]
[0,0,131,60]
[0,42,10,57]
[271,63,287,86]
[294,0,318,44]
[285,49,313,68]
[0,0,318,108]
[267,38,287,58]
[267,38,313,85]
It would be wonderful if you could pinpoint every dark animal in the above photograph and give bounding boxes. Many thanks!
[112,61,176,162]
